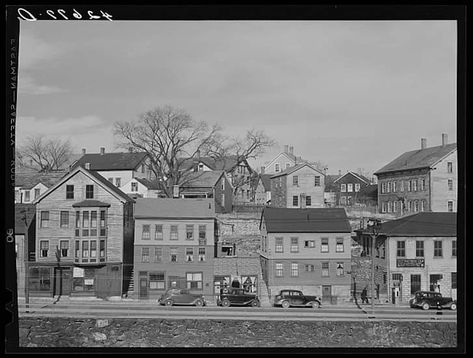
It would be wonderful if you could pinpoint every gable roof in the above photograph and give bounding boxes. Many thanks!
[374,143,457,175]
[259,174,272,191]
[358,183,378,197]
[134,198,215,219]
[357,212,456,237]
[33,166,133,204]
[15,170,67,189]
[261,207,351,233]
[134,177,162,190]
[333,171,371,184]
[179,171,225,188]
[15,203,36,234]
[72,152,148,171]
[266,151,299,168]
[270,163,325,178]
[180,156,252,173]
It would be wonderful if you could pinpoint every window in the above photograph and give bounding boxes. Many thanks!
[396,241,406,257]
[407,201,412,212]
[447,162,453,173]
[275,237,283,253]
[392,181,396,192]
[420,178,425,191]
[336,238,344,252]
[412,179,417,192]
[291,263,299,277]
[100,240,105,260]
[186,272,203,290]
[141,164,145,173]
[400,181,404,192]
[347,184,353,192]
[336,262,344,276]
[293,196,298,207]
[321,238,329,253]
[24,191,30,202]
[75,240,80,259]
[293,176,298,186]
[59,240,69,257]
[198,225,206,245]
[304,240,315,248]
[387,182,391,193]
[387,201,392,213]
[66,185,74,199]
[290,237,299,253]
[170,225,178,240]
[452,240,456,257]
[60,211,69,228]
[28,267,51,291]
[34,188,41,199]
[420,200,425,212]
[407,180,412,192]
[322,262,329,277]
[393,201,397,213]
[314,176,321,186]
[170,247,178,262]
[221,178,225,190]
[90,241,97,259]
[82,241,89,258]
[416,241,424,257]
[411,274,421,294]
[198,247,206,262]
[434,241,443,257]
[40,240,49,258]
[115,178,121,187]
[186,248,194,262]
[305,264,315,272]
[275,263,283,277]
[355,183,360,192]
[381,202,387,213]
[275,163,280,173]
[90,211,97,236]
[142,225,150,240]
[448,200,454,212]
[341,184,346,192]
[414,201,419,212]
[340,196,346,205]
[141,247,149,262]
[451,272,457,289]
[40,211,49,228]
[82,211,89,236]
[149,273,165,290]
[448,179,453,191]
[186,225,194,240]
[131,182,138,192]
[86,185,94,199]
[154,247,162,262]
[306,196,311,206]
[100,210,106,236]
[155,225,163,240]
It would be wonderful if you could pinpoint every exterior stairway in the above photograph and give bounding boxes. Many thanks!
[125,268,134,298]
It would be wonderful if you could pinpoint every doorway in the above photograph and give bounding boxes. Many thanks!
[139,276,148,299]
[322,285,332,302]
[53,267,71,296]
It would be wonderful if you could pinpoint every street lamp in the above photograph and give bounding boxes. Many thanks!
[367,218,381,317]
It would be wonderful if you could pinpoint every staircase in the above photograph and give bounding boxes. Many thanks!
[124,268,134,298]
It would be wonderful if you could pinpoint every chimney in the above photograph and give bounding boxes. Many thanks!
[82,148,86,155]
[338,170,341,176]
[85,162,90,170]
[128,147,133,153]
[442,133,448,146]
[196,149,201,160]
[289,146,294,155]
[173,185,180,198]
[421,138,427,150]
[261,166,265,174]
[284,145,289,153]
[100,147,105,155]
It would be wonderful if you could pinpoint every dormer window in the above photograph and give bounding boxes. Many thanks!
[198,163,204,171]
[275,163,280,173]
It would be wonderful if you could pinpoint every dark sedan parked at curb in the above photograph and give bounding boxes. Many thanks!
[409,291,457,310]
[217,287,260,307]
[158,288,206,307]
[274,289,322,309]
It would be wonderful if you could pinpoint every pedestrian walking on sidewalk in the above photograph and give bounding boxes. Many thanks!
[361,287,369,304]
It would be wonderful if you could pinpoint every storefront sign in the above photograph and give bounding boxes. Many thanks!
[73,267,84,277]
[84,279,94,285]
[396,258,425,268]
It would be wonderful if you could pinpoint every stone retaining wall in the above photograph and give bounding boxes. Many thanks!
[18,318,456,348]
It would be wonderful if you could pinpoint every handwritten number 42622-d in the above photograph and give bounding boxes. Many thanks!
[17,8,113,21]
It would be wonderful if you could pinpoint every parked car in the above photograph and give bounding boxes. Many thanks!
[409,291,456,310]
[274,289,322,309]
[217,287,260,307]
[158,288,206,307]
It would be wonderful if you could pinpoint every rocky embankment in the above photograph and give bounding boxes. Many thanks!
[19,318,456,348]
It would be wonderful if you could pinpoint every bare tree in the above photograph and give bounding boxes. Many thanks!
[17,135,73,172]
[114,105,220,197]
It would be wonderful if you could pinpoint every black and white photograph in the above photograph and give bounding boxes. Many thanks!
[5,4,466,352]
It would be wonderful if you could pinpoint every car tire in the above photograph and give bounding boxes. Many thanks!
[281,300,290,309]
[251,300,260,307]
[221,299,230,307]
[422,302,430,310]
[311,301,320,309]
[165,300,173,307]
[450,303,457,311]
[195,299,203,307]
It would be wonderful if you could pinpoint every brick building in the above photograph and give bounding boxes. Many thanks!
[259,207,352,303]
[374,134,457,216]
[31,165,134,298]
[270,163,325,209]
[333,171,371,206]
[132,198,217,301]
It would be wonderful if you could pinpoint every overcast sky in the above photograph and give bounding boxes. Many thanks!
[16,20,457,176]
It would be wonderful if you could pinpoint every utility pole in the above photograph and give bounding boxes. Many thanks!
[21,210,30,312]
[367,218,381,317]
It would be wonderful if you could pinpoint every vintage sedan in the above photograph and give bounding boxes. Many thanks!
[217,287,260,307]
[158,288,206,307]
[409,291,457,310]
[274,289,322,309]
